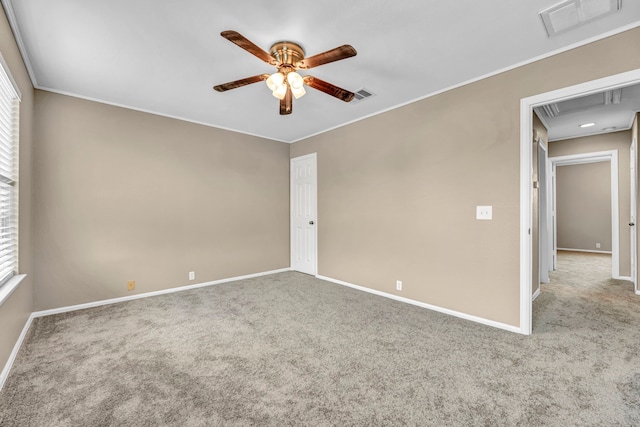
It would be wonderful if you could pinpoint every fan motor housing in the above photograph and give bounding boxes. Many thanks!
[270,41,305,66]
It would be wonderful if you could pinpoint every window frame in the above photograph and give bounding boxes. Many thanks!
[0,52,24,306]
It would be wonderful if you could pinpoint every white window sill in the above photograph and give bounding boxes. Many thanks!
[0,274,27,306]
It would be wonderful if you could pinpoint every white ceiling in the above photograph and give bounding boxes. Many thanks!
[3,0,640,143]
[536,84,640,141]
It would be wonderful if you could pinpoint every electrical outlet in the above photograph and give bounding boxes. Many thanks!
[596,243,601,249]
[396,280,402,291]
[476,206,493,220]
[127,280,135,291]
[189,271,195,281]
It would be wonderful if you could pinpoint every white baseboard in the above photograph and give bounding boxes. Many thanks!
[0,312,35,392]
[614,275,633,281]
[32,268,291,318]
[557,248,612,254]
[1,268,292,391]
[532,288,541,301]
[316,275,522,334]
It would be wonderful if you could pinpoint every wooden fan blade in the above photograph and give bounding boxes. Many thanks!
[213,74,270,92]
[220,30,276,65]
[303,76,355,102]
[279,86,293,115]
[296,45,357,69]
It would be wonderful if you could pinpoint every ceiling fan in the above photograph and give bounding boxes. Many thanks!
[213,31,357,115]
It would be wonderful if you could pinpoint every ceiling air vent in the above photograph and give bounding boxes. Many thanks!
[541,103,560,118]
[604,88,622,105]
[351,88,375,104]
[539,0,621,37]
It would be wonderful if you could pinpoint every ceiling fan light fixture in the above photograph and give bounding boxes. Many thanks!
[272,84,288,100]
[266,72,285,92]
[287,72,304,89]
[214,31,357,115]
[287,71,305,99]
[291,85,306,99]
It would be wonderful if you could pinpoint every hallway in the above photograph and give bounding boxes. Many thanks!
[533,250,637,332]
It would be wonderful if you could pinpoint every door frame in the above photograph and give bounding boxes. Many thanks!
[631,138,638,294]
[549,151,620,279]
[520,68,640,335]
[538,139,550,288]
[290,153,318,275]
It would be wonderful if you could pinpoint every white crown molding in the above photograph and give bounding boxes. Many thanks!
[0,0,38,87]
[548,125,634,142]
[292,20,640,143]
[3,0,639,143]
[35,86,291,144]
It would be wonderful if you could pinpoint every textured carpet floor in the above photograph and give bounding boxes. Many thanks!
[1,252,639,426]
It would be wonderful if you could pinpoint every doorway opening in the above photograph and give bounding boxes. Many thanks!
[547,151,620,279]
[520,69,640,335]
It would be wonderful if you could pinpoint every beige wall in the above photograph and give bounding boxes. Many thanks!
[33,91,290,310]
[549,130,632,276]
[291,28,640,327]
[0,6,35,372]
[556,162,612,251]
[1,12,639,372]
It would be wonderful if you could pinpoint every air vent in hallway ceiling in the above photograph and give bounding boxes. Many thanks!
[541,103,560,118]
[539,0,621,37]
[604,88,622,105]
[351,88,375,104]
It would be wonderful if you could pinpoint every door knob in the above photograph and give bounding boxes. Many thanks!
[309,220,314,225]
[630,223,635,226]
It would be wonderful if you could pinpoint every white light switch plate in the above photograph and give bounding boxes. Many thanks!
[476,206,492,220]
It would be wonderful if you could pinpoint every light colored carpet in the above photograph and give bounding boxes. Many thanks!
[1,252,639,426]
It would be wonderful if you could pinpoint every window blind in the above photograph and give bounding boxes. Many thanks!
[0,60,19,286]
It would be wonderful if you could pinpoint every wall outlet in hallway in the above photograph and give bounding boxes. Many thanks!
[596,243,601,249]
[396,280,402,291]
[189,271,195,281]
[127,280,135,291]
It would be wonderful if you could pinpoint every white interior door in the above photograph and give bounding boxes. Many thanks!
[539,143,550,283]
[291,153,317,275]
[551,163,558,270]
[631,140,637,293]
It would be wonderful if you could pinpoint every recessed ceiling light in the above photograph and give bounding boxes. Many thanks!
[580,122,596,128]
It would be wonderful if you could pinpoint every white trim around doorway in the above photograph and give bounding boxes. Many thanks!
[520,68,640,336]
[549,150,620,279]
